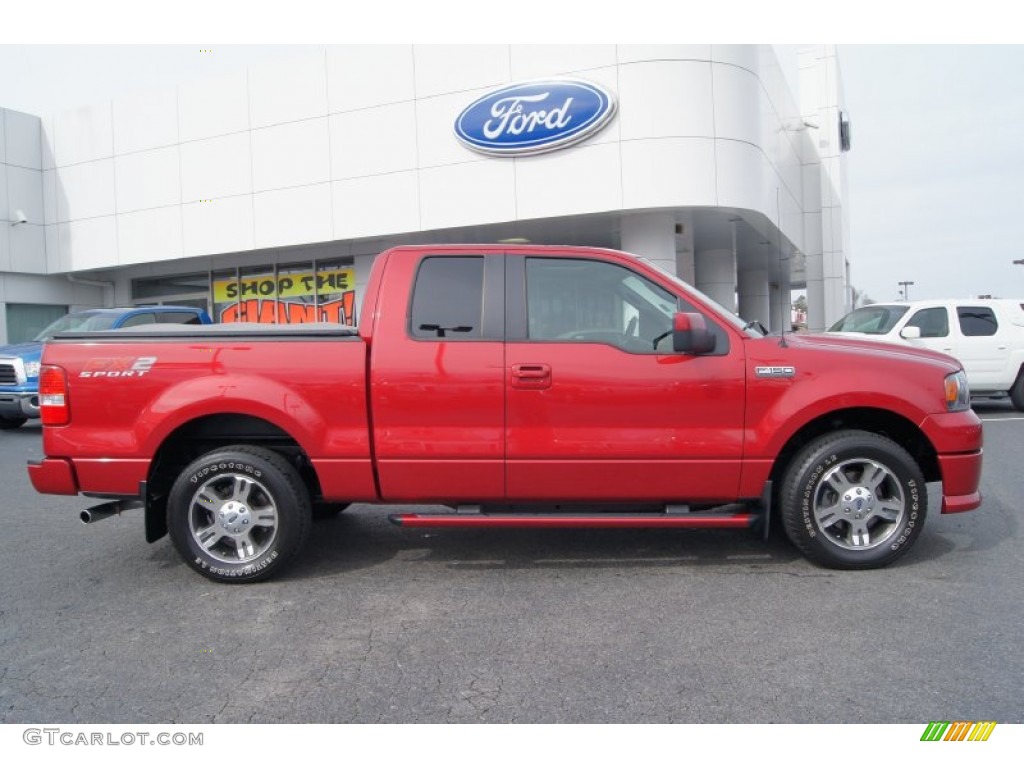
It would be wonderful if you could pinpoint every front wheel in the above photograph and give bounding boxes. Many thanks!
[779,430,927,569]
[167,445,312,583]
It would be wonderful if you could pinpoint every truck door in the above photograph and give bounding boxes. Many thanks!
[369,252,506,500]
[504,254,746,502]
[953,305,1008,390]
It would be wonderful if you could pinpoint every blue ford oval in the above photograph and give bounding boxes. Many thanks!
[455,79,617,157]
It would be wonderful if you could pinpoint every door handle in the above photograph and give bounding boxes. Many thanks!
[511,363,552,389]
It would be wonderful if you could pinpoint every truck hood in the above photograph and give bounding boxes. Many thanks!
[0,341,43,362]
[769,332,961,372]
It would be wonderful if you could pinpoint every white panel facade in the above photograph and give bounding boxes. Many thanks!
[252,184,333,248]
[248,53,328,129]
[509,45,617,80]
[181,195,254,257]
[0,162,8,223]
[327,46,415,112]
[515,143,622,220]
[10,224,47,273]
[56,158,115,222]
[330,104,417,179]
[621,138,717,209]
[118,207,183,265]
[333,172,419,239]
[252,118,331,192]
[617,45,712,63]
[112,88,179,155]
[58,217,117,271]
[619,61,714,140]
[413,45,510,98]
[114,146,181,213]
[419,161,516,230]
[415,90,492,168]
[5,109,42,169]
[180,133,252,202]
[54,104,114,167]
[7,164,45,224]
[177,70,250,143]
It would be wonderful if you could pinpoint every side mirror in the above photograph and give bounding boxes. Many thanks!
[900,326,922,339]
[673,312,716,354]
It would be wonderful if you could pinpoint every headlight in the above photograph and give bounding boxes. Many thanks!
[945,370,970,412]
[24,360,41,378]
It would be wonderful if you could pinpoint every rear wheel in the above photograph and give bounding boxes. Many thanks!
[0,416,27,430]
[779,430,926,569]
[167,445,311,583]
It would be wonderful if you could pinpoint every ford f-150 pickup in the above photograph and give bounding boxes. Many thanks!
[27,245,984,582]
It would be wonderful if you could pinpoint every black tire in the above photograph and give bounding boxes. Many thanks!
[779,430,927,569]
[0,416,28,430]
[312,502,350,520]
[167,445,312,583]
[1010,368,1024,411]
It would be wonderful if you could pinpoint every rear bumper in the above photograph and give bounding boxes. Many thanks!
[27,458,80,495]
[0,391,39,419]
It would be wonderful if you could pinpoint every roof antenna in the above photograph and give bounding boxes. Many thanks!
[777,187,788,348]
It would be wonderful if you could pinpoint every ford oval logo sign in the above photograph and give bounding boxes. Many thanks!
[455,79,617,157]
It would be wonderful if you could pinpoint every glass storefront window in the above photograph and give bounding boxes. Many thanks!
[137,259,357,326]
[5,304,70,344]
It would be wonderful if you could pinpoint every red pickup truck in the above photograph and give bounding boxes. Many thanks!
[28,245,983,582]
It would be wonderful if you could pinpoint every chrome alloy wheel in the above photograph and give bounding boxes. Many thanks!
[188,473,279,565]
[811,458,906,550]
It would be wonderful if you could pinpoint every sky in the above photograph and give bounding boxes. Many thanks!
[1,5,1022,305]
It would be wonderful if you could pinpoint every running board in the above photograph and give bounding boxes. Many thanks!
[389,511,756,530]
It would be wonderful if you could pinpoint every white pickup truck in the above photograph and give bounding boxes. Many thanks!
[828,299,1024,410]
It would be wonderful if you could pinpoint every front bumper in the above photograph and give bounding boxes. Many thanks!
[919,411,984,514]
[0,390,40,419]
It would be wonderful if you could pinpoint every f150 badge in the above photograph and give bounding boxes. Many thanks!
[755,366,796,379]
[79,356,157,378]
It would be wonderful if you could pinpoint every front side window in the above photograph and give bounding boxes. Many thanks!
[524,258,679,353]
[409,257,485,339]
[905,307,949,338]
[957,306,998,337]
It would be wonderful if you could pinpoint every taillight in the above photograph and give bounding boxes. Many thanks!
[39,365,70,425]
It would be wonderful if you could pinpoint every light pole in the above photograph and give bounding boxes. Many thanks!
[898,280,915,300]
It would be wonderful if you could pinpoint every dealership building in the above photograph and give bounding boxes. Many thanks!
[0,44,850,344]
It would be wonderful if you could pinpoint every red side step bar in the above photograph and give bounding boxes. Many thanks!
[389,512,756,530]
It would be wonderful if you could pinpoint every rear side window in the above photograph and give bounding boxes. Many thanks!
[118,312,157,328]
[157,311,203,324]
[409,257,484,339]
[906,307,949,338]
[957,306,998,336]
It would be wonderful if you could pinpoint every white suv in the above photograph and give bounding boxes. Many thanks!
[828,299,1024,410]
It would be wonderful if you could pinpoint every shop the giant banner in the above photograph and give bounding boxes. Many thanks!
[213,268,356,325]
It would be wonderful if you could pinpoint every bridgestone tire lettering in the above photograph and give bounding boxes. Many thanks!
[168,445,311,584]
[779,430,928,570]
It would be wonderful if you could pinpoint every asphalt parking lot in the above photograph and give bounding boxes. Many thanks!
[1,403,1022,724]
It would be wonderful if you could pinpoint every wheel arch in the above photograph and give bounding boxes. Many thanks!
[768,407,940,492]
[144,413,323,543]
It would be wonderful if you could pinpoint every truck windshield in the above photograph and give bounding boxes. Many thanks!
[34,313,120,341]
[828,305,909,334]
